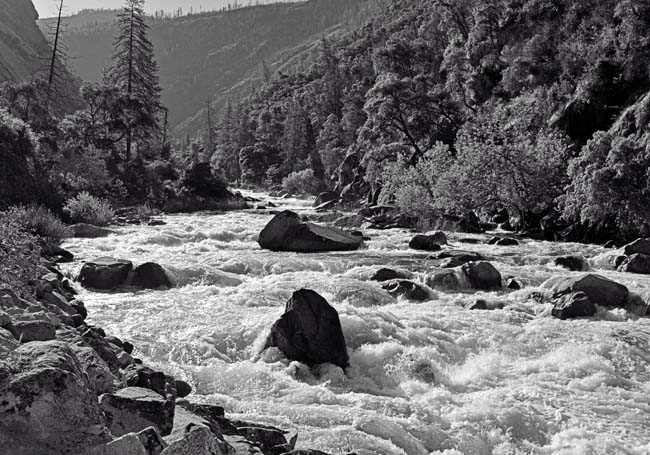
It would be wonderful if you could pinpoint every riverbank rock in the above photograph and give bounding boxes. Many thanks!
[265,289,349,369]
[618,254,650,274]
[161,407,223,455]
[551,292,596,319]
[555,255,589,271]
[13,319,56,342]
[100,387,175,437]
[78,258,133,290]
[542,274,629,307]
[409,232,447,251]
[381,280,431,301]
[0,341,111,454]
[67,223,115,238]
[258,211,363,253]
[131,263,172,289]
[427,261,502,291]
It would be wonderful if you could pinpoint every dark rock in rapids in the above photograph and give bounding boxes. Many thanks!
[131,262,172,289]
[371,268,412,282]
[265,289,349,369]
[551,291,596,319]
[77,257,133,290]
[618,253,650,275]
[555,255,589,272]
[409,232,447,251]
[258,210,363,253]
[542,273,628,308]
[381,279,431,302]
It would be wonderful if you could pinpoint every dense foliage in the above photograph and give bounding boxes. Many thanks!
[207,0,650,241]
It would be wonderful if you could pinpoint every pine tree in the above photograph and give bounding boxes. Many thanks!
[105,0,162,162]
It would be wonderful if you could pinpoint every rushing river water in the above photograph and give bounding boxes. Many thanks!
[61,192,650,455]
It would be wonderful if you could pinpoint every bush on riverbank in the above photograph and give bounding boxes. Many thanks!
[63,192,116,227]
[0,214,41,298]
[7,205,67,248]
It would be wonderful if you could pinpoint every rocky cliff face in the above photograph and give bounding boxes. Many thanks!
[0,0,51,83]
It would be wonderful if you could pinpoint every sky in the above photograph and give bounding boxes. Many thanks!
[33,0,262,18]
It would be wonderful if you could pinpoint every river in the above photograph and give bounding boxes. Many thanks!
[61,191,650,455]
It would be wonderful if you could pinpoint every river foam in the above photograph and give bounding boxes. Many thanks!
[61,192,650,455]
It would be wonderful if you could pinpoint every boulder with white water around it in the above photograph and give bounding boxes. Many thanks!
[427,261,502,291]
[66,223,115,238]
[131,262,172,289]
[409,232,447,251]
[381,279,431,302]
[551,291,596,320]
[618,253,650,275]
[78,257,133,290]
[264,289,349,370]
[371,268,413,282]
[100,387,176,437]
[0,341,111,455]
[555,255,589,272]
[435,250,486,268]
[258,210,363,253]
[622,238,650,256]
[542,273,629,308]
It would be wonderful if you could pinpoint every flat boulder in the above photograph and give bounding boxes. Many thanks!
[409,232,447,251]
[0,341,110,454]
[78,257,133,290]
[132,263,172,289]
[618,253,650,274]
[13,319,56,342]
[622,238,650,256]
[258,211,363,253]
[542,273,628,308]
[265,289,349,369]
[381,280,431,302]
[555,255,589,272]
[551,292,596,320]
[67,223,115,238]
[100,387,175,437]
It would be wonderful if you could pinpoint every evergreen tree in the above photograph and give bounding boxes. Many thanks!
[105,0,162,162]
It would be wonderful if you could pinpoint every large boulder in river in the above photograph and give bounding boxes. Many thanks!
[258,211,363,253]
[381,279,431,301]
[551,292,596,320]
[131,262,172,289]
[555,255,589,272]
[0,341,111,454]
[77,257,133,290]
[618,254,650,274]
[427,261,502,291]
[409,232,447,251]
[622,238,650,256]
[542,274,628,307]
[265,289,349,369]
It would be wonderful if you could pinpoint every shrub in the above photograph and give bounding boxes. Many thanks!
[281,169,322,195]
[0,212,41,298]
[7,205,66,248]
[64,192,116,226]
[180,162,230,199]
[134,203,160,219]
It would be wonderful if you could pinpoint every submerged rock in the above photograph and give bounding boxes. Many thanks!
[381,279,431,302]
[265,289,349,369]
[0,341,111,454]
[258,210,363,253]
[551,291,596,319]
[542,273,628,307]
[67,223,115,238]
[555,255,589,272]
[78,257,133,290]
[618,253,650,274]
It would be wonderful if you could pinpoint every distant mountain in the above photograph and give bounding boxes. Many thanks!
[0,0,52,83]
[38,0,372,136]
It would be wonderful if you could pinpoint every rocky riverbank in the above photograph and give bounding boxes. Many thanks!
[0,247,347,455]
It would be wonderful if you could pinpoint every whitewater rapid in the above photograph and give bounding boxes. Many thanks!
[61,192,650,455]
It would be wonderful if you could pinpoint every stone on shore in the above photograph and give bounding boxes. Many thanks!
[542,273,628,307]
[0,341,110,454]
[132,262,172,289]
[100,387,175,437]
[258,211,363,253]
[161,406,224,455]
[265,289,349,369]
[78,258,133,290]
[13,319,56,342]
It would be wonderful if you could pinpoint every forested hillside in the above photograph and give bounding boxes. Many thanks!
[38,0,373,131]
[215,0,650,243]
[0,0,54,82]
